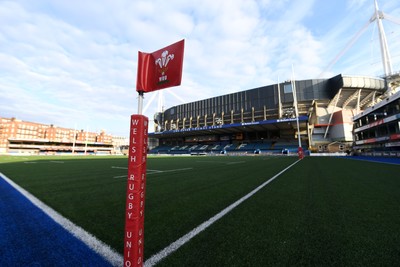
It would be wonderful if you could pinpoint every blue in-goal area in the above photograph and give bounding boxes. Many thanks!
[0,176,113,267]
[344,156,400,165]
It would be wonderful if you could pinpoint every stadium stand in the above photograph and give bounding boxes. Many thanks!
[148,74,395,155]
[148,138,305,155]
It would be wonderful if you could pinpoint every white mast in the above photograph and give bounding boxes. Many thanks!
[277,77,282,119]
[158,91,164,112]
[84,126,88,155]
[371,0,393,76]
[318,0,398,79]
[72,124,76,154]
[291,65,301,149]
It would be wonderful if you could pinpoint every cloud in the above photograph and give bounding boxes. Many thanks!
[0,0,399,137]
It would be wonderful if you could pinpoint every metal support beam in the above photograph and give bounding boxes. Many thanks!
[277,81,282,118]
[342,89,361,109]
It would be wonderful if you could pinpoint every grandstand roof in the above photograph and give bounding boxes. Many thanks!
[327,75,386,109]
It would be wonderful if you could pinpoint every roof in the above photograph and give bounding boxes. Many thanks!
[327,74,386,109]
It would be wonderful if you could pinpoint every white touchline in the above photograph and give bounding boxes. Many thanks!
[144,159,301,267]
[0,172,123,267]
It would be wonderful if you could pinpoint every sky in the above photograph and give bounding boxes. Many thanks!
[1,0,400,137]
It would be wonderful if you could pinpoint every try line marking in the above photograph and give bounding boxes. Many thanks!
[144,159,301,267]
[112,167,193,178]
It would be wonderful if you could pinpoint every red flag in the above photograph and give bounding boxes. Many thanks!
[136,39,184,93]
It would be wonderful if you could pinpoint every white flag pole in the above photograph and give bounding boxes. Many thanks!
[291,64,303,159]
[138,91,144,115]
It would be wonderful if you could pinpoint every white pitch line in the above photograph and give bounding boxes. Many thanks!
[0,172,123,266]
[113,168,193,179]
[112,166,128,179]
[146,168,193,175]
[226,161,246,165]
[23,161,65,164]
[144,159,301,267]
[196,160,246,165]
[141,170,163,175]
[113,175,126,179]
[111,166,128,169]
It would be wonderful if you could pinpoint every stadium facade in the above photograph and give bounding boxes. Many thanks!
[149,74,395,155]
[353,78,400,156]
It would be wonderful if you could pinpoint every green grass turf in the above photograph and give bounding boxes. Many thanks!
[0,155,297,256]
[1,155,399,266]
[157,157,400,266]
[0,155,128,253]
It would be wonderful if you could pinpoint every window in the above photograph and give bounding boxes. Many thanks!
[284,83,292,94]
[388,122,397,134]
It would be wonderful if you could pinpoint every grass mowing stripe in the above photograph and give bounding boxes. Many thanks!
[144,159,301,267]
[0,172,123,266]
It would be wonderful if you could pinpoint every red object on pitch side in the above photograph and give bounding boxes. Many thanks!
[136,39,185,93]
[124,115,148,266]
[129,39,184,266]
[298,147,304,159]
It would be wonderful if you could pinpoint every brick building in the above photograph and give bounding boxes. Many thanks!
[0,117,115,154]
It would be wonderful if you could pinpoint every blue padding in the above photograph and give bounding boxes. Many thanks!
[0,175,113,267]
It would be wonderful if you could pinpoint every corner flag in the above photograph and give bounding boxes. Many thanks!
[136,39,185,93]
[125,39,185,267]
